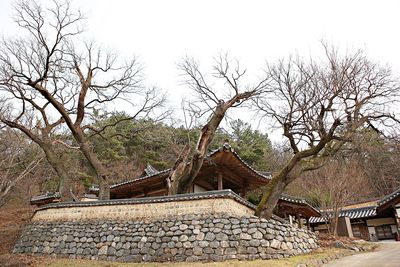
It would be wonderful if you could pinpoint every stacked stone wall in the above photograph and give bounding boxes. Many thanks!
[14,214,318,262]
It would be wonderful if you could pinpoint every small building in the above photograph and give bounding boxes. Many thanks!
[30,192,60,206]
[275,193,321,230]
[310,187,400,241]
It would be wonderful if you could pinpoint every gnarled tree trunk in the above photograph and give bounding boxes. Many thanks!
[75,133,110,200]
[167,83,256,195]
[168,104,226,195]
[41,143,73,201]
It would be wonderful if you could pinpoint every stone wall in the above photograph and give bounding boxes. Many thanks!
[14,191,318,262]
[14,214,317,262]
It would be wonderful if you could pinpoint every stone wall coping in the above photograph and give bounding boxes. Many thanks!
[36,189,257,211]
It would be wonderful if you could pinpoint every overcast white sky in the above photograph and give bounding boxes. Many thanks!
[1,0,400,141]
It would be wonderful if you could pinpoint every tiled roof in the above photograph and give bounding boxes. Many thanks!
[111,168,171,189]
[209,143,272,181]
[310,186,400,224]
[309,217,326,224]
[377,186,400,207]
[140,163,159,177]
[36,189,257,211]
[309,206,377,224]
[341,206,377,219]
[88,185,99,192]
[280,193,321,215]
[30,192,60,202]
[111,144,271,190]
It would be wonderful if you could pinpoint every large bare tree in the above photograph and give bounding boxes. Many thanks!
[0,0,165,200]
[167,55,267,194]
[254,45,400,218]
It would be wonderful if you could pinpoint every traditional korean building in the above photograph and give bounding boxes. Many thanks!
[30,143,320,226]
[310,187,400,241]
[275,193,321,229]
[110,144,271,198]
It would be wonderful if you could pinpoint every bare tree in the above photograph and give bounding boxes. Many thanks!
[0,0,166,199]
[0,129,43,206]
[167,55,267,194]
[351,130,400,196]
[295,158,366,237]
[254,45,400,218]
[0,104,72,199]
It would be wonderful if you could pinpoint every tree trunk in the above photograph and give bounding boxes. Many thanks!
[41,143,73,201]
[168,104,226,195]
[332,210,340,238]
[255,139,333,219]
[255,173,287,218]
[78,138,110,200]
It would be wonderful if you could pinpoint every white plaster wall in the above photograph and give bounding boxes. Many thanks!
[366,217,396,226]
[194,184,208,193]
[32,198,254,221]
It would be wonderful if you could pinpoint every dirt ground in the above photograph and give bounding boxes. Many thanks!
[0,204,40,267]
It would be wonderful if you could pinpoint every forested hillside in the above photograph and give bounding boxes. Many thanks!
[0,117,275,206]
[2,114,400,210]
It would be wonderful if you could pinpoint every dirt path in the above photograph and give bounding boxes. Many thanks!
[324,241,400,267]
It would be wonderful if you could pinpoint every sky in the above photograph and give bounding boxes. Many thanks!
[1,0,400,142]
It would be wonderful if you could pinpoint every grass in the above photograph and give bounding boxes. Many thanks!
[35,247,350,267]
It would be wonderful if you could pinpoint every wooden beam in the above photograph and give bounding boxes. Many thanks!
[217,172,223,190]
[143,186,149,197]
[147,188,168,196]
[194,178,215,191]
[222,164,248,185]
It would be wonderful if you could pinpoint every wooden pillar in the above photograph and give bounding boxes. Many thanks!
[217,172,223,190]
[187,184,193,193]
[241,182,247,197]
[390,206,400,237]
[307,218,311,231]
[296,214,303,229]
[165,180,171,196]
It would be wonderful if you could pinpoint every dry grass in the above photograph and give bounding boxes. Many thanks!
[34,247,349,267]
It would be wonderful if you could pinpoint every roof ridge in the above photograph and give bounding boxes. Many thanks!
[279,193,321,215]
[36,189,257,211]
[377,186,400,206]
